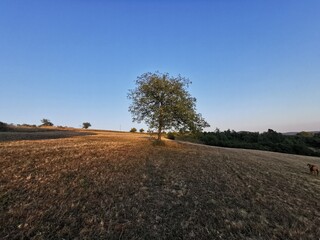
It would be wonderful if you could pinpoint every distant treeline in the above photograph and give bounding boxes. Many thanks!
[178,129,320,157]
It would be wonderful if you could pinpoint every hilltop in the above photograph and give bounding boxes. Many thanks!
[1,129,320,239]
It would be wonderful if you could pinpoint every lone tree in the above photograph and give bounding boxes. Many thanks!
[40,119,53,126]
[130,127,137,133]
[82,122,91,129]
[128,72,209,141]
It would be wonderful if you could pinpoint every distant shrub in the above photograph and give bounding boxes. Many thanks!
[21,124,37,127]
[167,132,175,140]
[0,121,9,131]
[82,122,91,129]
[130,128,137,133]
[139,128,145,133]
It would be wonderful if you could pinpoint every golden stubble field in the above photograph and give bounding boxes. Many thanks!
[1,129,320,239]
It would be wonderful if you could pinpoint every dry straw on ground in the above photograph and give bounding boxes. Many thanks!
[0,129,320,239]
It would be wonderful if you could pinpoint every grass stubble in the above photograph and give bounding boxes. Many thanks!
[0,130,320,239]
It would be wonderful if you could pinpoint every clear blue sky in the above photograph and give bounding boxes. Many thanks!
[1,0,319,132]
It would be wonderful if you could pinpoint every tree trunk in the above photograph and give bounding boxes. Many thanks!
[158,104,163,141]
[157,124,162,141]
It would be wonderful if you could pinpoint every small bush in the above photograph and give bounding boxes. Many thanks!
[139,128,145,133]
[167,132,175,140]
[130,128,137,133]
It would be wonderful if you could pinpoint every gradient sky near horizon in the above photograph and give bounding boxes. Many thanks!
[1,0,319,132]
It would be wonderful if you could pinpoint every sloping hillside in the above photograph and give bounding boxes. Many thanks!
[0,130,319,239]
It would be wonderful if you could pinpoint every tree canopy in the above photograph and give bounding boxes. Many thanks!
[40,119,53,127]
[197,129,320,157]
[128,72,209,140]
[130,127,137,133]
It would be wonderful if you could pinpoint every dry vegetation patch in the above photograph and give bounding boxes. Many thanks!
[0,127,93,142]
[1,131,320,239]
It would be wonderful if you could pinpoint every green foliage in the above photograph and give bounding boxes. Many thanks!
[130,127,137,133]
[82,122,91,129]
[40,119,53,127]
[197,129,320,157]
[297,131,313,137]
[139,128,145,133]
[304,133,320,149]
[128,72,209,140]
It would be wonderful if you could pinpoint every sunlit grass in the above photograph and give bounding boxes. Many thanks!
[0,130,319,239]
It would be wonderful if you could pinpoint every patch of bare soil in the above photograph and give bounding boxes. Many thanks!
[0,131,319,239]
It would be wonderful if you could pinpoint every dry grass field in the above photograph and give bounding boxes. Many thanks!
[1,129,320,239]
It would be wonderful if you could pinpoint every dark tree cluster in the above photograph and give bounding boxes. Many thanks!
[82,122,91,129]
[198,129,320,157]
[0,121,9,131]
